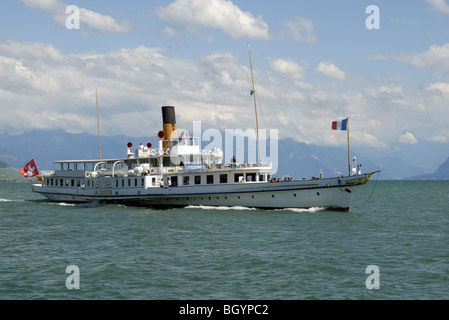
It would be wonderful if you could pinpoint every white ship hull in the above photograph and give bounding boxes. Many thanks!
[30,106,379,212]
[32,173,375,211]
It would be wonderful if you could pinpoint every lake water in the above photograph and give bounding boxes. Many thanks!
[0,180,448,301]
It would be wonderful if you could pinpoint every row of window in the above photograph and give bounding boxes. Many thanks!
[44,172,271,189]
[44,177,151,188]
[169,172,268,186]
[45,178,82,188]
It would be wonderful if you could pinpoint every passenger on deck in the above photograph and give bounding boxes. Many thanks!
[231,155,236,168]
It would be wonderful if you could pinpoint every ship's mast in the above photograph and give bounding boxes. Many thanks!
[96,83,102,160]
[346,117,350,176]
[248,42,262,163]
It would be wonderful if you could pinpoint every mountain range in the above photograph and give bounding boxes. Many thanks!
[406,157,449,180]
[0,130,448,180]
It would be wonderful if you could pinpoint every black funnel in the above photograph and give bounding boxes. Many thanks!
[162,106,176,125]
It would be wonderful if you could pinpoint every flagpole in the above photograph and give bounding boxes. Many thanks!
[347,117,350,176]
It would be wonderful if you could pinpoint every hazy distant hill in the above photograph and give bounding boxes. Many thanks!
[0,166,25,182]
[0,161,10,169]
[0,129,437,180]
[406,156,449,180]
[0,130,150,170]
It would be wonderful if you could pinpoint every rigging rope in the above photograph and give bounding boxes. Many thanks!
[216,48,246,124]
[353,171,381,209]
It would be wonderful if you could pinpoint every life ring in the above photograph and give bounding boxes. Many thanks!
[85,171,90,178]
[150,168,156,174]
[150,149,157,156]
[180,131,188,138]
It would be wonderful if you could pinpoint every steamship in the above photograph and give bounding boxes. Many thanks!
[32,106,377,211]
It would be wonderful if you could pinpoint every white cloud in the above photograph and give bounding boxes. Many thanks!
[78,8,131,34]
[280,17,317,43]
[315,61,345,80]
[158,0,269,40]
[1,39,449,150]
[426,0,449,15]
[427,82,449,94]
[402,44,449,70]
[371,43,449,75]
[18,0,131,34]
[157,1,317,44]
[158,2,316,44]
[269,58,306,80]
[20,0,61,11]
[0,39,251,136]
[429,135,448,143]
[399,132,418,145]
[365,85,403,99]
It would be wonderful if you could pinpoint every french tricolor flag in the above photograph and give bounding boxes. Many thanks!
[332,118,348,130]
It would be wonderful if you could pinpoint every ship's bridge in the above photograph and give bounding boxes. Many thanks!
[168,136,224,166]
[169,137,200,155]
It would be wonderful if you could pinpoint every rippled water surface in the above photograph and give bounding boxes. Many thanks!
[0,180,448,299]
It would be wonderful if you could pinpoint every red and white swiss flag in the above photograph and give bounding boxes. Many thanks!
[20,159,39,178]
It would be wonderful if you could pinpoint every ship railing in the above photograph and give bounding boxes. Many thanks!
[206,162,272,170]
[81,161,273,177]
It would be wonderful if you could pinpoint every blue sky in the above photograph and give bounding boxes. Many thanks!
[1,0,449,168]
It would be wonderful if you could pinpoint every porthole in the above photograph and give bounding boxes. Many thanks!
[294,193,296,197]
[272,194,274,198]
[317,192,320,196]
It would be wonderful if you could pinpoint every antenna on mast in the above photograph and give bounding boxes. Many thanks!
[248,42,263,163]
[96,82,102,160]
